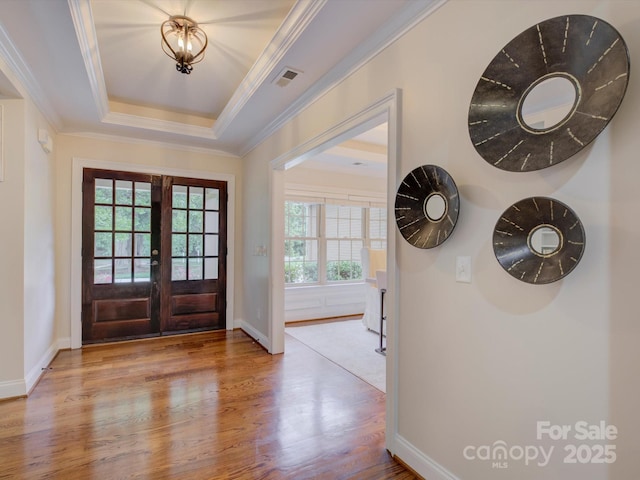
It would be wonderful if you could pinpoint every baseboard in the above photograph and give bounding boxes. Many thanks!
[0,379,26,400]
[25,341,60,394]
[394,434,461,480]
[57,337,71,350]
[236,319,270,351]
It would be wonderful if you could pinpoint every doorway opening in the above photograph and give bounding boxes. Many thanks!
[282,122,388,391]
[268,89,400,451]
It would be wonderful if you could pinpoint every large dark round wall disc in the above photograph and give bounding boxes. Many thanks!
[469,15,630,172]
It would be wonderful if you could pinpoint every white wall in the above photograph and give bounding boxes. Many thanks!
[0,99,26,396]
[0,95,57,398]
[23,100,57,390]
[285,283,366,322]
[243,1,640,479]
[284,165,386,192]
[241,145,272,340]
[54,134,244,345]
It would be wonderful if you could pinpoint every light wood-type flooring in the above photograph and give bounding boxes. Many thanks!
[0,330,416,479]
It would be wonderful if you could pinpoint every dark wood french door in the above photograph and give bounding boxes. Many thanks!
[82,168,227,343]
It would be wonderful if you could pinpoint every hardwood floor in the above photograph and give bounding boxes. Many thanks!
[0,330,416,479]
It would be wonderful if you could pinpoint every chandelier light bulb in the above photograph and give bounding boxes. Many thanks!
[160,15,208,75]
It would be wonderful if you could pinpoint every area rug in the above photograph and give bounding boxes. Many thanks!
[285,319,386,392]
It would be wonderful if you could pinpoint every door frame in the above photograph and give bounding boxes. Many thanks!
[268,89,400,453]
[71,157,236,349]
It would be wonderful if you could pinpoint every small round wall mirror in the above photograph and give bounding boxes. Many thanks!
[424,193,447,221]
[493,197,585,284]
[528,225,562,256]
[395,165,459,249]
[469,14,630,172]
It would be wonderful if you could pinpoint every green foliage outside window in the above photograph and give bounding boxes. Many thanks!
[94,182,152,282]
[284,262,318,283]
[326,260,362,281]
[285,239,306,258]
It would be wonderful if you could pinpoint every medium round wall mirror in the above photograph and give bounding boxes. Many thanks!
[469,14,630,172]
[395,165,459,249]
[493,197,585,284]
[520,75,578,132]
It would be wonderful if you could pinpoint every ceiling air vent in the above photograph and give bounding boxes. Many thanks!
[273,67,302,87]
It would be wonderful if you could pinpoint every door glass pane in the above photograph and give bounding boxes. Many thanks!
[115,180,133,205]
[204,234,218,256]
[134,259,150,282]
[115,233,132,256]
[189,187,204,209]
[135,182,151,206]
[205,188,219,210]
[173,185,188,208]
[172,234,186,256]
[204,258,218,279]
[94,232,112,257]
[114,259,132,283]
[172,258,187,281]
[172,210,187,232]
[115,207,132,231]
[205,211,219,233]
[135,233,151,257]
[188,258,203,280]
[95,179,112,204]
[95,206,112,230]
[135,208,151,231]
[171,183,218,283]
[94,259,112,284]
[189,211,203,233]
[189,234,203,257]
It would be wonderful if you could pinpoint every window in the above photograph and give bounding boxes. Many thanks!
[284,202,319,284]
[368,207,387,250]
[326,205,363,282]
[284,200,386,285]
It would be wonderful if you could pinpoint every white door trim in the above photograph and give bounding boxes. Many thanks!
[70,157,236,349]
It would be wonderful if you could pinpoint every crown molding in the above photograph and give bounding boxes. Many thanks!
[68,0,109,119]
[63,130,239,158]
[285,182,386,202]
[211,0,328,137]
[102,111,218,140]
[0,23,62,129]
[240,0,447,157]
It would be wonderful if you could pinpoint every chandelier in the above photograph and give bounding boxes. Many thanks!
[160,15,208,74]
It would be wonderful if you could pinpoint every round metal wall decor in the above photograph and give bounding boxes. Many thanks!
[469,14,630,172]
[395,165,459,249]
[493,197,585,284]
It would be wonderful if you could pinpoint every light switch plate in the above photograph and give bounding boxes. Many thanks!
[456,256,472,283]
